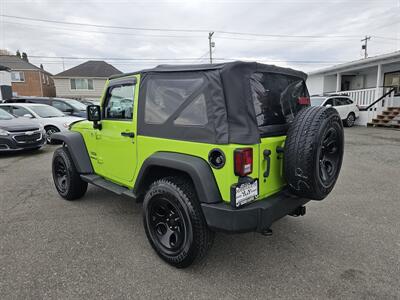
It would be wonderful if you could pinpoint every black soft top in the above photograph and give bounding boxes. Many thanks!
[111,61,308,145]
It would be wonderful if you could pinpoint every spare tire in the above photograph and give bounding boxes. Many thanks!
[284,106,344,200]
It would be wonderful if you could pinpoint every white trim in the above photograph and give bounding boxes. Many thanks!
[308,51,400,76]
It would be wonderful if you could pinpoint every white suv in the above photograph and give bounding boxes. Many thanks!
[310,95,359,127]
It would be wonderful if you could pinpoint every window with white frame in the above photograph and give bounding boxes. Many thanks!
[11,71,25,82]
[70,78,94,90]
[384,71,400,96]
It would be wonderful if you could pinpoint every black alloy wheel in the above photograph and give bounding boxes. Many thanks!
[148,196,187,255]
[53,156,68,194]
[318,127,341,187]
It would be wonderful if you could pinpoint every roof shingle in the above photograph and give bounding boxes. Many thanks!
[0,55,49,73]
[55,60,122,78]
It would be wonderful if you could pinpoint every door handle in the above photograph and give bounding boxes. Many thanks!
[263,149,271,178]
[121,132,135,138]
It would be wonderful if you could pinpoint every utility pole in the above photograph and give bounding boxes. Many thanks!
[208,32,215,64]
[361,35,371,59]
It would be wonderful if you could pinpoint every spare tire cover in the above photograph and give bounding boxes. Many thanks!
[284,106,344,200]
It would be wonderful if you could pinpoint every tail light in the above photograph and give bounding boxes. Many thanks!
[234,148,253,177]
[298,97,310,105]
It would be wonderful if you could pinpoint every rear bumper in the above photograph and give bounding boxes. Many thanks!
[201,189,310,233]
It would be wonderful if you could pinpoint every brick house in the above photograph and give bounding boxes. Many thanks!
[0,55,56,97]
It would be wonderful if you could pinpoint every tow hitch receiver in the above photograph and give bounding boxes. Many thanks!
[289,206,306,217]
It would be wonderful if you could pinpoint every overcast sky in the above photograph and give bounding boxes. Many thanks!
[1,0,399,75]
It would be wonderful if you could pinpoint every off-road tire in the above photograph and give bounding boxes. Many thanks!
[52,147,88,200]
[143,176,214,268]
[284,106,344,200]
[343,112,356,127]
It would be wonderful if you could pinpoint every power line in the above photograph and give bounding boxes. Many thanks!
[0,14,367,39]
[27,55,347,64]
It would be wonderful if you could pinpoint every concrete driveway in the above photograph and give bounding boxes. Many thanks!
[0,127,399,299]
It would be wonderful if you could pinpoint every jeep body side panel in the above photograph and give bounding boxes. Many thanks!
[134,152,222,204]
[51,131,93,174]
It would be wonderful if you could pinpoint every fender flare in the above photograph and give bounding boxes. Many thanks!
[51,131,94,174]
[134,152,222,204]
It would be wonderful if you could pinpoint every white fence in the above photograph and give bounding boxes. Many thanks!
[332,88,396,125]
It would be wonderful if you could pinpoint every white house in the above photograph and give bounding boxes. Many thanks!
[307,51,400,125]
[54,61,122,101]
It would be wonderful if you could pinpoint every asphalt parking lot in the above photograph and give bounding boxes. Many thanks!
[1,127,399,299]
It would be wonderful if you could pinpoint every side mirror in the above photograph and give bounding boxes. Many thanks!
[23,114,33,118]
[65,108,74,114]
[325,104,333,108]
[87,105,102,129]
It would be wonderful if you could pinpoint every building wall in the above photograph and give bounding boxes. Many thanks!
[323,75,337,93]
[11,70,56,97]
[54,77,106,100]
[306,75,324,95]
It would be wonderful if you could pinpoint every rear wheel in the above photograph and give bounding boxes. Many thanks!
[344,112,355,127]
[45,126,60,144]
[143,177,214,268]
[52,147,87,200]
[284,106,344,200]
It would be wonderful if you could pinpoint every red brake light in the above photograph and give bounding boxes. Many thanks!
[298,97,310,105]
[234,148,253,177]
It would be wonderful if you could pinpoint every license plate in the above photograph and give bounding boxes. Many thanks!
[232,180,258,208]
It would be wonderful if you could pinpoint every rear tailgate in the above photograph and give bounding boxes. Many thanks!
[258,136,286,199]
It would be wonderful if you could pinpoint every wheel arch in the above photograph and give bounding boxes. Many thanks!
[51,131,93,174]
[134,152,222,204]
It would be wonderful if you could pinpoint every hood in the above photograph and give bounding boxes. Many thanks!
[45,116,84,124]
[0,118,41,132]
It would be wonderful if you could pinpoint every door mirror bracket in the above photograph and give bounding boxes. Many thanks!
[87,105,102,130]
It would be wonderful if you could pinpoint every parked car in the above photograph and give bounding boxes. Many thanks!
[7,97,88,118]
[310,95,359,127]
[79,99,100,106]
[0,108,46,152]
[0,103,83,143]
[51,61,344,268]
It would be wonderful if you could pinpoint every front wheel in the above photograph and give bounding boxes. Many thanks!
[52,147,88,200]
[45,126,60,144]
[143,177,214,268]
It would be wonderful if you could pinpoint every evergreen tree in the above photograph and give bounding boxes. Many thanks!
[22,52,29,62]
[16,50,21,58]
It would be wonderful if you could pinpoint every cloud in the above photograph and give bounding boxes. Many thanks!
[1,0,399,74]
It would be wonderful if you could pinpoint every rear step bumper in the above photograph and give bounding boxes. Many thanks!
[201,190,309,233]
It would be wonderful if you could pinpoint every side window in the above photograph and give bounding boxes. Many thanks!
[53,100,70,112]
[344,98,353,105]
[144,77,205,124]
[12,106,33,117]
[324,98,334,106]
[104,84,135,120]
[174,94,208,126]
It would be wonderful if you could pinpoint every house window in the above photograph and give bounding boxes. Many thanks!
[384,71,400,96]
[70,79,94,90]
[11,71,25,82]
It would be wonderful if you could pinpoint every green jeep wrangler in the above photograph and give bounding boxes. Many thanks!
[51,61,344,268]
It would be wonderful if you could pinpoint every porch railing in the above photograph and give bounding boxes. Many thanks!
[329,87,396,125]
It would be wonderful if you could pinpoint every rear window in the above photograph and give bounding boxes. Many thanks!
[250,72,309,128]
